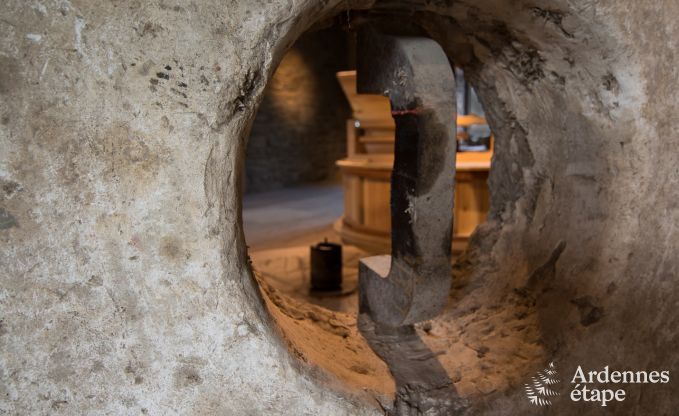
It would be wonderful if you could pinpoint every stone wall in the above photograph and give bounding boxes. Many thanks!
[245,27,351,193]
[2,1,679,415]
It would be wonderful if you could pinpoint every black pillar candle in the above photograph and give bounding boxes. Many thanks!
[310,240,342,291]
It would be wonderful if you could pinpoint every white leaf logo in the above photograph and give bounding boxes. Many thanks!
[525,362,561,406]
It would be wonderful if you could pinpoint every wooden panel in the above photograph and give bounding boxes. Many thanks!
[456,150,492,171]
[346,119,359,156]
[336,71,394,129]
[343,175,363,227]
[361,178,391,233]
[338,158,490,250]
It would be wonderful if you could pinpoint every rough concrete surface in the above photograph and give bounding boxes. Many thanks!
[2,0,679,415]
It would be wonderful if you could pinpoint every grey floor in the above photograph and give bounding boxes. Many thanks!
[243,182,345,250]
[243,182,363,312]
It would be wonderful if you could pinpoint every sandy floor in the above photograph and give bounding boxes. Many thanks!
[243,183,545,406]
[244,182,367,313]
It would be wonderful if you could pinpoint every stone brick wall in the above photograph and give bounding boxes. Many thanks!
[245,27,351,193]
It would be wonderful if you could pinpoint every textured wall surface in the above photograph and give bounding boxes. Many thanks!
[2,0,679,415]
[245,27,350,193]
[0,1,372,414]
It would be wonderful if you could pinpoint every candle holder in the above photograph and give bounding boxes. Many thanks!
[310,239,342,292]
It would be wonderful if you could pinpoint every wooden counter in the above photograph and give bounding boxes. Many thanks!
[335,151,491,253]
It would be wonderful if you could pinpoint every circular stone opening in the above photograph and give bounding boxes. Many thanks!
[241,12,515,404]
[235,2,626,412]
